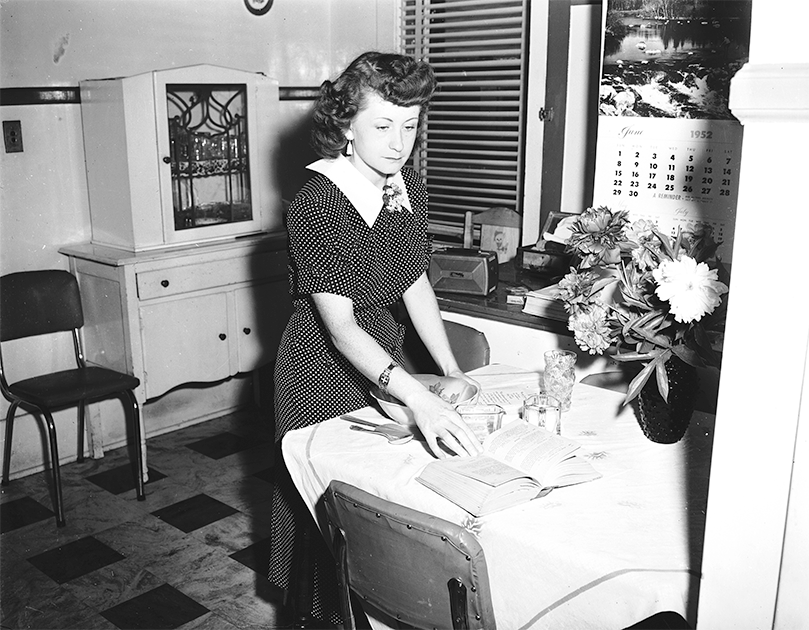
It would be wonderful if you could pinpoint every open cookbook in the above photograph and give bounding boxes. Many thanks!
[417,420,601,517]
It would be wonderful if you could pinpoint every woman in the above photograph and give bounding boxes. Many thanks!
[269,51,482,626]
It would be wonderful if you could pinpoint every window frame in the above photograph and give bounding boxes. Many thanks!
[400,0,531,249]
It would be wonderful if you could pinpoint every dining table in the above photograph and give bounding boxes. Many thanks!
[281,364,715,629]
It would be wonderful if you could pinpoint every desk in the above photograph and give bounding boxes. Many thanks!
[282,365,714,629]
[435,262,570,336]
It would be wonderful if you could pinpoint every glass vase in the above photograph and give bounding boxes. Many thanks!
[636,357,699,444]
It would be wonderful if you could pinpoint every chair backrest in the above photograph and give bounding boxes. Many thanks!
[0,270,84,342]
[403,320,490,375]
[325,480,496,630]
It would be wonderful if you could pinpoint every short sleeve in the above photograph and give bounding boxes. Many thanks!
[286,179,355,298]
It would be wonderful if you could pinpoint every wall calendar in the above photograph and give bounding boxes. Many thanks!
[592,0,752,264]
[593,117,742,256]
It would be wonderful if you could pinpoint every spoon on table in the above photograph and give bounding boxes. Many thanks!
[340,414,414,442]
[349,424,413,444]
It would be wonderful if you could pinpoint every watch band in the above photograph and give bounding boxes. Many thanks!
[378,362,398,395]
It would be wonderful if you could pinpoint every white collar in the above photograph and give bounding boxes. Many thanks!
[306,155,411,227]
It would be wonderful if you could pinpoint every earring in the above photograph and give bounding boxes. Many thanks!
[345,131,354,156]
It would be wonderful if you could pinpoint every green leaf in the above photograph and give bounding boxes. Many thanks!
[592,277,619,294]
[655,355,670,402]
[646,312,668,333]
[653,228,675,259]
[624,360,657,405]
[622,316,637,339]
[634,326,672,348]
[633,310,664,330]
[671,343,705,368]
[621,292,652,310]
[693,323,721,366]
[694,240,721,263]
[613,350,660,362]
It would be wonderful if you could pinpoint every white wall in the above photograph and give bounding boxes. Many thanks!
[697,1,809,627]
[0,0,396,478]
[442,311,613,380]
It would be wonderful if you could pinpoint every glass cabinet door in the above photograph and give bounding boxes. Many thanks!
[166,83,252,231]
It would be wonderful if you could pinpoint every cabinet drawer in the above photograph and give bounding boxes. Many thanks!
[137,250,287,299]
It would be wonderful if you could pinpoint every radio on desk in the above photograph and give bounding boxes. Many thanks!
[428,249,498,296]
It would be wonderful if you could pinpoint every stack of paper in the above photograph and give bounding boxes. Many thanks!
[522,284,568,321]
[474,369,540,420]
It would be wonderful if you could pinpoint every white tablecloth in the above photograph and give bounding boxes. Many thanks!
[282,365,714,629]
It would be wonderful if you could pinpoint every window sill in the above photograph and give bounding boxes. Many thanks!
[435,263,572,336]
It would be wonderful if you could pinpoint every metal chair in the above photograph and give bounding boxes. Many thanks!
[324,480,496,630]
[402,320,491,375]
[0,270,145,527]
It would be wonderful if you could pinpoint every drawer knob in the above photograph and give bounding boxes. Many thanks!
[219,333,227,341]
[243,327,251,335]
[162,156,171,164]
[160,280,170,288]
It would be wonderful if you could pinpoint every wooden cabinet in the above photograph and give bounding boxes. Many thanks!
[139,293,231,399]
[67,64,290,470]
[79,64,282,252]
[60,234,291,468]
[62,233,290,398]
[235,280,288,373]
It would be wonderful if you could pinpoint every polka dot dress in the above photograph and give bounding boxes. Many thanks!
[269,167,430,625]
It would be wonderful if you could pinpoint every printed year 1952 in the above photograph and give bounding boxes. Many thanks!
[690,130,713,140]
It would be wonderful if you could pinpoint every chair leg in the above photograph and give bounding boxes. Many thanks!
[77,400,86,463]
[41,409,66,527]
[2,401,20,486]
[448,577,470,630]
[290,521,316,627]
[332,529,356,630]
[125,390,146,501]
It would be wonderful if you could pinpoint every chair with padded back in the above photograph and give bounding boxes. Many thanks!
[402,319,491,375]
[287,314,490,627]
[0,270,145,527]
[324,480,497,630]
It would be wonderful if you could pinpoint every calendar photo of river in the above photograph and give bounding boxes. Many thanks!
[600,0,752,120]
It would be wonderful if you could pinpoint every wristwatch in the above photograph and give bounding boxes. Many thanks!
[378,362,398,395]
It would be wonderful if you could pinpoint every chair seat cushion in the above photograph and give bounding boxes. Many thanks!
[8,367,140,409]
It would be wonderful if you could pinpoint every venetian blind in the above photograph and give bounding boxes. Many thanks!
[401,0,529,247]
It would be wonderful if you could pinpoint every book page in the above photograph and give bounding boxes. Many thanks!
[478,389,531,409]
[416,420,600,515]
[483,421,579,484]
[475,371,540,414]
[434,454,531,487]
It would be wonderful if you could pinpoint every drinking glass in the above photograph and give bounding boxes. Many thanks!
[543,350,577,412]
[520,394,562,435]
[456,404,505,442]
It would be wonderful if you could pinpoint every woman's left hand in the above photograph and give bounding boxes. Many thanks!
[446,369,482,404]
[405,389,483,459]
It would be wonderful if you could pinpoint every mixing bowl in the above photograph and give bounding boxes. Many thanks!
[370,373,479,427]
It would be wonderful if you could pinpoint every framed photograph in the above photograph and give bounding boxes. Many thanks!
[516,212,577,275]
[537,212,578,254]
[480,224,519,264]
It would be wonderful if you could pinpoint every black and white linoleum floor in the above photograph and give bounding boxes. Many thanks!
[0,407,297,630]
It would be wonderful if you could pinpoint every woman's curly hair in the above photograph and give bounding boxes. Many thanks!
[311,51,437,159]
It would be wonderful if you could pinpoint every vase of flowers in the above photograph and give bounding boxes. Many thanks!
[555,206,729,443]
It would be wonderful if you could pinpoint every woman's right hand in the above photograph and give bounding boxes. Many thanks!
[405,389,483,459]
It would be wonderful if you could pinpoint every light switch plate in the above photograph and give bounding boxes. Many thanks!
[3,120,23,153]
